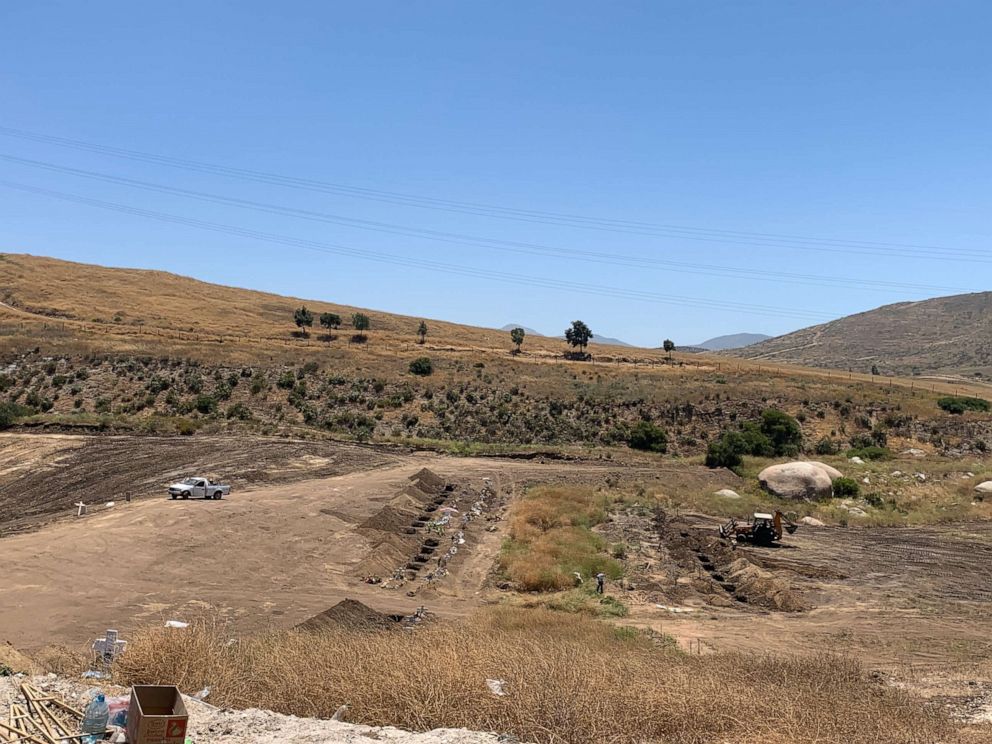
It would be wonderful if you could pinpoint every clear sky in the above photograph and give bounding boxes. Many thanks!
[1,1,989,346]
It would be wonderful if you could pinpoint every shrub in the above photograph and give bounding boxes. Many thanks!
[815,437,840,455]
[937,396,990,414]
[276,371,296,390]
[409,357,433,376]
[846,446,892,461]
[194,394,218,415]
[226,403,252,420]
[626,421,668,453]
[705,431,749,469]
[760,408,803,456]
[832,476,860,497]
[0,402,28,429]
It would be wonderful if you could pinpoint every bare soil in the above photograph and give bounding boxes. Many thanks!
[0,434,717,651]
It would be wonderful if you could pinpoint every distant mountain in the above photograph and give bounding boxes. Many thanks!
[727,293,992,377]
[500,324,633,347]
[500,324,544,336]
[694,333,771,351]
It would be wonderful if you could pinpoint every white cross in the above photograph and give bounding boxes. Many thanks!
[75,502,86,517]
[92,629,127,660]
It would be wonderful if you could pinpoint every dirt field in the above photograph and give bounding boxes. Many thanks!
[604,510,992,723]
[0,434,727,651]
[0,433,399,535]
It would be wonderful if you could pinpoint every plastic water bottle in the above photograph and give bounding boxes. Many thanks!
[81,693,109,735]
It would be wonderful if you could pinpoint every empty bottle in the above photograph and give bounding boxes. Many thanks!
[81,692,109,735]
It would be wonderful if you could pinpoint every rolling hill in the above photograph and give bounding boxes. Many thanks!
[0,253,989,457]
[729,293,992,378]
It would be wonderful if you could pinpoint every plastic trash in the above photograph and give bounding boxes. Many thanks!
[82,670,106,679]
[165,620,189,629]
[81,693,109,735]
[106,695,130,727]
[485,678,507,696]
[192,686,211,701]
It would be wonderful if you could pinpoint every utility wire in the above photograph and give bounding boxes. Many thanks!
[1,153,986,292]
[0,125,988,261]
[0,179,835,322]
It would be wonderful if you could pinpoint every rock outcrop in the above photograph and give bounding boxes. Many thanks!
[758,462,833,501]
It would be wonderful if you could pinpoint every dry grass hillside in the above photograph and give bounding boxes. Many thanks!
[2,254,990,456]
[729,292,992,378]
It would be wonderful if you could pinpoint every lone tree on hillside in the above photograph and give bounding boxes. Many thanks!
[352,312,371,341]
[565,320,593,354]
[293,306,313,336]
[510,327,526,354]
[871,364,880,376]
[319,312,341,337]
[417,320,428,345]
[663,339,676,361]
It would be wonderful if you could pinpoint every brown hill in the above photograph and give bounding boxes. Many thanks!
[1,253,990,458]
[728,293,992,379]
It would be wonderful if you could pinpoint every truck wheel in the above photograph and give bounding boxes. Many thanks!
[213,492,222,500]
[171,493,177,500]
[182,491,190,500]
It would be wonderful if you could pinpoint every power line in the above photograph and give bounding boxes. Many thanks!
[0,125,988,262]
[0,179,836,322]
[2,152,986,294]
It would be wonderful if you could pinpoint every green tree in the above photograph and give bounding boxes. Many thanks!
[319,312,341,334]
[417,320,428,344]
[565,320,593,353]
[759,408,803,456]
[871,364,880,376]
[663,339,675,361]
[705,431,749,469]
[352,312,371,339]
[510,327,526,353]
[626,421,668,453]
[293,306,313,334]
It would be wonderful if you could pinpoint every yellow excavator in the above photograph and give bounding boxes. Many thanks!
[719,511,798,546]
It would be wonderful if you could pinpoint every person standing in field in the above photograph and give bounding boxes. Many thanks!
[595,572,606,594]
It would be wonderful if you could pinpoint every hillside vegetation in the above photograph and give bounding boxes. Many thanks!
[730,292,992,378]
[2,254,991,456]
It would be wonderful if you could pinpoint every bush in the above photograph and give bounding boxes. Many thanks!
[194,394,218,415]
[226,403,252,420]
[0,402,28,429]
[832,476,860,497]
[937,396,990,415]
[626,421,668,453]
[815,437,840,455]
[705,431,749,469]
[409,357,433,376]
[760,408,803,456]
[846,446,892,461]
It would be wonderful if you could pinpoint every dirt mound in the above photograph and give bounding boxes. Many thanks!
[657,512,809,612]
[408,468,446,493]
[295,599,397,633]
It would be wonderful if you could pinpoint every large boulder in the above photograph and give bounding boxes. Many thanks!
[803,461,844,481]
[975,481,992,495]
[758,462,833,501]
[714,489,741,499]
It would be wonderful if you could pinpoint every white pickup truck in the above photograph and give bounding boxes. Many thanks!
[168,477,231,500]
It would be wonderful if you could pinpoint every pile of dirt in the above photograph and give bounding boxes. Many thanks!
[657,511,809,612]
[408,468,447,493]
[295,599,398,633]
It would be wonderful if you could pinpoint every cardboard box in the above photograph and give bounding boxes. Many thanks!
[126,685,188,744]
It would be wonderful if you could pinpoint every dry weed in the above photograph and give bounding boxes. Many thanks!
[114,608,955,744]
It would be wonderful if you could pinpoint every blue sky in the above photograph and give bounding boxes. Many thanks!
[1,1,989,346]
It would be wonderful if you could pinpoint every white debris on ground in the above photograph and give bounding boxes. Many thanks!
[0,676,523,744]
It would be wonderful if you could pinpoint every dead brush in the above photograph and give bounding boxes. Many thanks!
[113,607,956,744]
